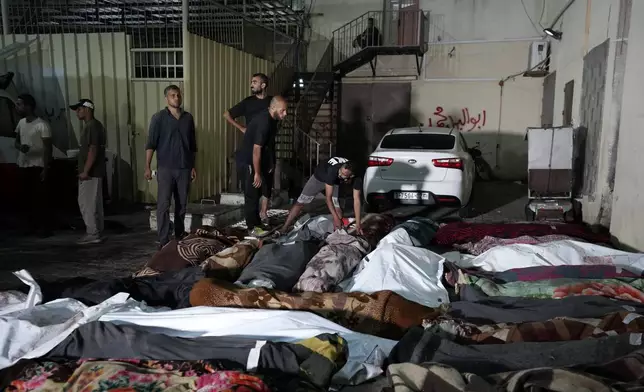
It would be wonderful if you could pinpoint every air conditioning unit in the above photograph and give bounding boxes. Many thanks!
[526,41,549,76]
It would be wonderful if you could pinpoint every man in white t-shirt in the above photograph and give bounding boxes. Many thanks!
[14,94,53,236]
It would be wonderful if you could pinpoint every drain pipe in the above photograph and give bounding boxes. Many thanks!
[1,0,9,35]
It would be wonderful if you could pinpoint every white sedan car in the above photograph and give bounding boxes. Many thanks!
[363,127,475,211]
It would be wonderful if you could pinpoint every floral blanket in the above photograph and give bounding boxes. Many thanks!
[6,359,270,392]
[459,271,644,303]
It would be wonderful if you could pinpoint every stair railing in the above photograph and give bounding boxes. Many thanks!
[267,38,302,97]
[293,37,334,137]
[332,9,429,66]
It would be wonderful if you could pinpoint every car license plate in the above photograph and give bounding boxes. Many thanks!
[394,192,429,200]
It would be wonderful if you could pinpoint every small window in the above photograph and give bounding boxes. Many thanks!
[132,50,184,80]
[0,97,18,137]
[380,133,455,150]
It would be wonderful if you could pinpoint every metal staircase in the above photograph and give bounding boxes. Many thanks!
[332,9,429,77]
[275,38,336,182]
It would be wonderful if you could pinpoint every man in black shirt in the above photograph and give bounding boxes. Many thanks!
[353,17,382,49]
[145,85,197,248]
[239,96,287,237]
[224,73,275,223]
[280,157,363,234]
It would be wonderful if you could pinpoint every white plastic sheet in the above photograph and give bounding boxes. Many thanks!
[341,243,450,308]
[0,270,43,316]
[378,228,414,247]
[0,293,129,370]
[97,303,397,385]
[457,240,644,274]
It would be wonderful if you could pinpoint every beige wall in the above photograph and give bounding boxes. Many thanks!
[183,33,272,201]
[0,33,133,200]
[411,41,542,180]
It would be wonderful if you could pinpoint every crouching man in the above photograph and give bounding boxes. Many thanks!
[280,157,363,234]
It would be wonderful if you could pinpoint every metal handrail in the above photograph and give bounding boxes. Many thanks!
[267,38,301,96]
[332,11,374,35]
[293,37,334,135]
[331,9,428,65]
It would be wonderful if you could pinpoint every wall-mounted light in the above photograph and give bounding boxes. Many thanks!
[543,28,563,40]
[542,0,575,41]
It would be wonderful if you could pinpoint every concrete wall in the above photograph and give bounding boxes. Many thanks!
[609,0,643,251]
[546,0,624,225]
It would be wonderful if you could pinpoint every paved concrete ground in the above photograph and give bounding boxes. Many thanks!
[0,181,527,289]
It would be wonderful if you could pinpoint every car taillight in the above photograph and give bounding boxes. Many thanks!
[368,156,394,167]
[432,158,463,170]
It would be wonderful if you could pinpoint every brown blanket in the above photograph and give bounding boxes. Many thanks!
[200,238,260,281]
[423,311,644,344]
[190,278,440,339]
[134,229,236,278]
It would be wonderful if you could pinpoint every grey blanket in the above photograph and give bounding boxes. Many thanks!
[294,230,370,293]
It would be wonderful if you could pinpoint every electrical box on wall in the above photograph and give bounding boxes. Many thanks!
[525,41,550,77]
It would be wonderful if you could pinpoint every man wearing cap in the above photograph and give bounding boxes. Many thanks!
[145,85,197,248]
[70,98,107,245]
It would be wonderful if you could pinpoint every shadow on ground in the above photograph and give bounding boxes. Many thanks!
[0,181,527,288]
[0,210,157,289]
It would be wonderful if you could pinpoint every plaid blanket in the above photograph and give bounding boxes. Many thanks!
[388,356,644,392]
[190,278,441,339]
[423,311,644,344]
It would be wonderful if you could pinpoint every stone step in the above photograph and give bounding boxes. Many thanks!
[149,203,243,232]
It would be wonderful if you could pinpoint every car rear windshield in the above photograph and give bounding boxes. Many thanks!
[379,133,456,150]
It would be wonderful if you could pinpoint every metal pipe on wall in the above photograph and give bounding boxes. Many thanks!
[1,0,10,35]
[182,0,189,92]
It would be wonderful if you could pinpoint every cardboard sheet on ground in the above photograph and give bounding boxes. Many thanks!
[0,270,396,386]
[456,240,644,274]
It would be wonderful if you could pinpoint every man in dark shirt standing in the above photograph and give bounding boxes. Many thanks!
[70,99,107,245]
[239,96,287,237]
[280,157,363,235]
[145,85,197,248]
[224,73,274,223]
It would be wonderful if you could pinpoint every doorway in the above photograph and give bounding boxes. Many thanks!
[338,82,412,175]
[541,71,556,127]
[563,79,574,126]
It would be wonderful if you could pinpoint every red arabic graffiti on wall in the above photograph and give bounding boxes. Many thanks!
[427,106,487,131]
